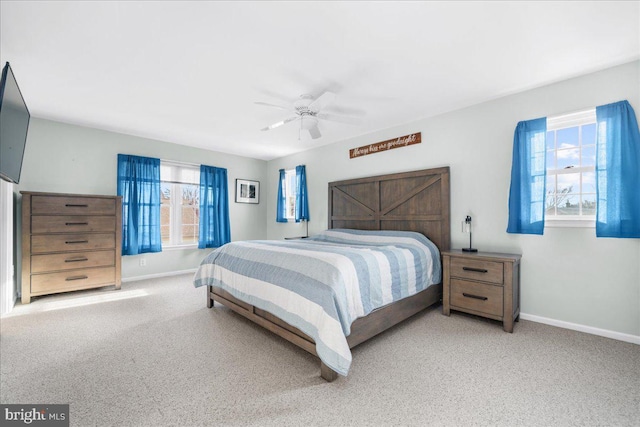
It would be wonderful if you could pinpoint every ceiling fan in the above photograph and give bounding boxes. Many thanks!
[255,91,362,140]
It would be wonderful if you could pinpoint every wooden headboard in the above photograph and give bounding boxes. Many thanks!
[328,167,450,253]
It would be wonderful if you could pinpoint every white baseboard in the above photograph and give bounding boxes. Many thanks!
[520,313,640,345]
[121,269,198,283]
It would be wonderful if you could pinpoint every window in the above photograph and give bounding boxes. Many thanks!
[545,109,596,226]
[283,169,296,220]
[160,161,200,247]
[277,165,309,223]
[508,100,639,236]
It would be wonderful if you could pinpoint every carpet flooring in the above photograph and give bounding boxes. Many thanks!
[1,274,638,426]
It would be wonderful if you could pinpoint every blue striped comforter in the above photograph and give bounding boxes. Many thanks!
[193,229,441,376]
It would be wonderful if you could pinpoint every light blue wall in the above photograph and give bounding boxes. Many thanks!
[16,118,268,281]
[267,61,640,338]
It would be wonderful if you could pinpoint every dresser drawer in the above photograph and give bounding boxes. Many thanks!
[450,278,503,317]
[450,257,503,284]
[31,233,115,254]
[31,266,116,294]
[31,215,116,234]
[31,195,116,216]
[31,250,115,273]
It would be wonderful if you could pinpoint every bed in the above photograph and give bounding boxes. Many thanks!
[194,167,450,380]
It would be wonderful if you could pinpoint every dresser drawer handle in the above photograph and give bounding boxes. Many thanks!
[462,267,488,273]
[65,240,89,244]
[462,292,488,301]
[65,257,88,263]
[65,275,88,281]
[65,222,89,226]
[65,204,88,208]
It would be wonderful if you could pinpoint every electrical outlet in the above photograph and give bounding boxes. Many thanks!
[139,258,147,267]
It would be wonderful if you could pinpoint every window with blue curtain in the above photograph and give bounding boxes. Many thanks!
[276,166,309,223]
[595,100,640,238]
[295,165,310,222]
[507,117,547,234]
[198,165,231,248]
[276,169,287,222]
[117,154,162,255]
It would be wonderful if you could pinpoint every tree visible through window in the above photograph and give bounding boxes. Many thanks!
[160,162,200,246]
[545,109,596,221]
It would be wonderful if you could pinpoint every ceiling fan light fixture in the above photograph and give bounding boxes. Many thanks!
[300,115,318,130]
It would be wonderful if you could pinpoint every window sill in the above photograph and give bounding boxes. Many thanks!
[545,218,595,228]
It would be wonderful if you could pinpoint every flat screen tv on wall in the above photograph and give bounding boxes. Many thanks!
[0,62,30,184]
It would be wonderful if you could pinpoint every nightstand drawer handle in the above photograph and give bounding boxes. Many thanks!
[65,257,88,263]
[65,275,88,281]
[65,222,89,226]
[65,240,89,244]
[462,293,488,301]
[462,267,488,273]
[65,204,88,208]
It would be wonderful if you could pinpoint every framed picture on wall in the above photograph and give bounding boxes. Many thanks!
[235,179,260,204]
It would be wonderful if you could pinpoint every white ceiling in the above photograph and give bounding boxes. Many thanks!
[1,1,639,161]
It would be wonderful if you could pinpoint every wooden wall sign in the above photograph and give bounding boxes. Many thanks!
[349,132,421,159]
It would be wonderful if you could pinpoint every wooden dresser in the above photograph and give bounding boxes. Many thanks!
[442,250,521,332]
[21,191,122,304]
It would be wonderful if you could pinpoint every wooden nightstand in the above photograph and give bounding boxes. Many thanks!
[442,250,521,332]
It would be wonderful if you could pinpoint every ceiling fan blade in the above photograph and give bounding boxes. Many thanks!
[308,91,336,112]
[254,101,290,111]
[308,126,322,139]
[317,113,362,125]
[261,116,298,131]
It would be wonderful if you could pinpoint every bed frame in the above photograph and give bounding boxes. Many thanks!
[207,166,451,381]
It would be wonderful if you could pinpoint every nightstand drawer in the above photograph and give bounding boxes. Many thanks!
[450,278,503,317]
[450,257,503,284]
